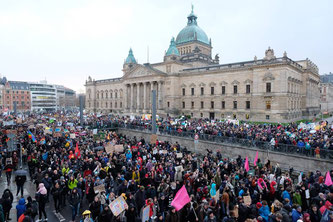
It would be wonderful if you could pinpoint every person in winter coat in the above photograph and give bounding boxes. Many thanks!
[51,182,62,213]
[0,189,13,221]
[204,211,217,222]
[69,188,81,222]
[165,207,179,222]
[291,206,302,222]
[125,204,137,222]
[258,201,270,222]
[16,198,26,220]
[98,204,112,222]
[25,196,38,222]
[89,196,101,221]
[36,183,48,221]
[15,175,27,197]
[135,186,145,213]
[309,204,322,222]
[0,204,5,222]
[4,159,13,186]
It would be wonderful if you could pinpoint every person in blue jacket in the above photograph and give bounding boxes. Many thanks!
[291,206,302,222]
[16,198,26,220]
[258,200,270,222]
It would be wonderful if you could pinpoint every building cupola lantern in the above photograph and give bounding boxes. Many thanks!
[123,48,137,69]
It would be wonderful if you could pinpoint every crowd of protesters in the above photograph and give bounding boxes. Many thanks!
[84,115,333,159]
[0,113,332,222]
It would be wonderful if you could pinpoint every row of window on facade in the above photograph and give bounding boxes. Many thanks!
[7,96,30,99]
[90,91,122,100]
[7,90,30,94]
[187,112,271,120]
[167,100,272,110]
[182,83,272,96]
[89,101,123,109]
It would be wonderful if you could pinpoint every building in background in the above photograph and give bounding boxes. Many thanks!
[2,81,31,112]
[29,81,57,111]
[320,72,333,83]
[85,7,320,122]
[55,85,76,110]
[320,82,333,113]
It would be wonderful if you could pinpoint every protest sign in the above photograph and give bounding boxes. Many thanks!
[93,129,98,135]
[142,206,150,222]
[105,144,115,154]
[94,184,106,194]
[150,134,157,144]
[70,133,76,139]
[109,196,128,217]
[114,144,123,153]
[176,153,183,159]
[244,196,251,206]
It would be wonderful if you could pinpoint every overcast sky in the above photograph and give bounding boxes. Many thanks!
[0,0,332,93]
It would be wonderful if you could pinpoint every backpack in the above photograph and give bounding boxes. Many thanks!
[31,201,38,216]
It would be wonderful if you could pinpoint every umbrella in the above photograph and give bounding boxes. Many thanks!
[94,146,104,151]
[15,169,28,176]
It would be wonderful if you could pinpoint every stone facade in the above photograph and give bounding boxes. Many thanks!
[85,9,320,122]
[320,82,333,113]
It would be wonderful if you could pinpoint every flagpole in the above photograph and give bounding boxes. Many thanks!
[190,202,198,221]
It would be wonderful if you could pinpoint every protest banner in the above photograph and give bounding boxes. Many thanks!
[94,184,106,194]
[142,206,150,222]
[176,153,183,159]
[105,143,115,154]
[114,144,124,153]
[150,134,157,144]
[109,196,128,217]
[244,195,251,206]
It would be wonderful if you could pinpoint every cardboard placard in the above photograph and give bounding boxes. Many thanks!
[94,184,106,194]
[114,144,123,153]
[176,153,183,159]
[16,118,22,124]
[105,144,114,154]
[243,195,251,206]
[28,125,34,129]
[159,150,168,154]
[109,196,128,217]
[150,134,157,144]
[54,132,62,137]
[142,206,150,222]
[44,128,53,135]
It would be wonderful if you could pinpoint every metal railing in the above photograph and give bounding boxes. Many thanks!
[84,122,333,160]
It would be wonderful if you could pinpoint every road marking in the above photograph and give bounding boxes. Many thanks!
[53,210,66,222]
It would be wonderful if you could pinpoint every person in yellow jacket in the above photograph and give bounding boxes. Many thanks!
[132,170,140,183]
[68,175,78,190]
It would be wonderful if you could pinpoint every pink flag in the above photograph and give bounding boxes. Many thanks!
[325,171,332,186]
[253,151,258,166]
[245,156,249,172]
[171,185,190,211]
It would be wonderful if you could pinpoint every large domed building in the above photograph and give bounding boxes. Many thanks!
[85,7,320,122]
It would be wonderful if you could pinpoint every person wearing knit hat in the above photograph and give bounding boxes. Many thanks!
[256,202,263,209]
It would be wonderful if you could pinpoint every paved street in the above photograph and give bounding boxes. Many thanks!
[0,168,78,222]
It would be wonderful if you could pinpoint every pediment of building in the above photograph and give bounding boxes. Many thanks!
[123,64,165,79]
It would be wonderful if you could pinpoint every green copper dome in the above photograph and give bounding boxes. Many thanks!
[166,37,180,56]
[176,6,209,46]
[125,48,137,64]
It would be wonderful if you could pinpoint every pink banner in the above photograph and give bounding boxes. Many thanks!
[325,171,332,186]
[245,156,249,172]
[171,185,190,211]
[253,151,258,166]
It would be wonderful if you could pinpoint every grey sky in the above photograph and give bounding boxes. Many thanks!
[0,0,332,93]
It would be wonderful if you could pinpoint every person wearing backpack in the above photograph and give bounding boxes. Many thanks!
[0,189,13,221]
[26,196,38,222]
[36,183,48,222]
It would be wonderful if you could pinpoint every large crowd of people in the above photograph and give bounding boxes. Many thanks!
[0,113,332,222]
